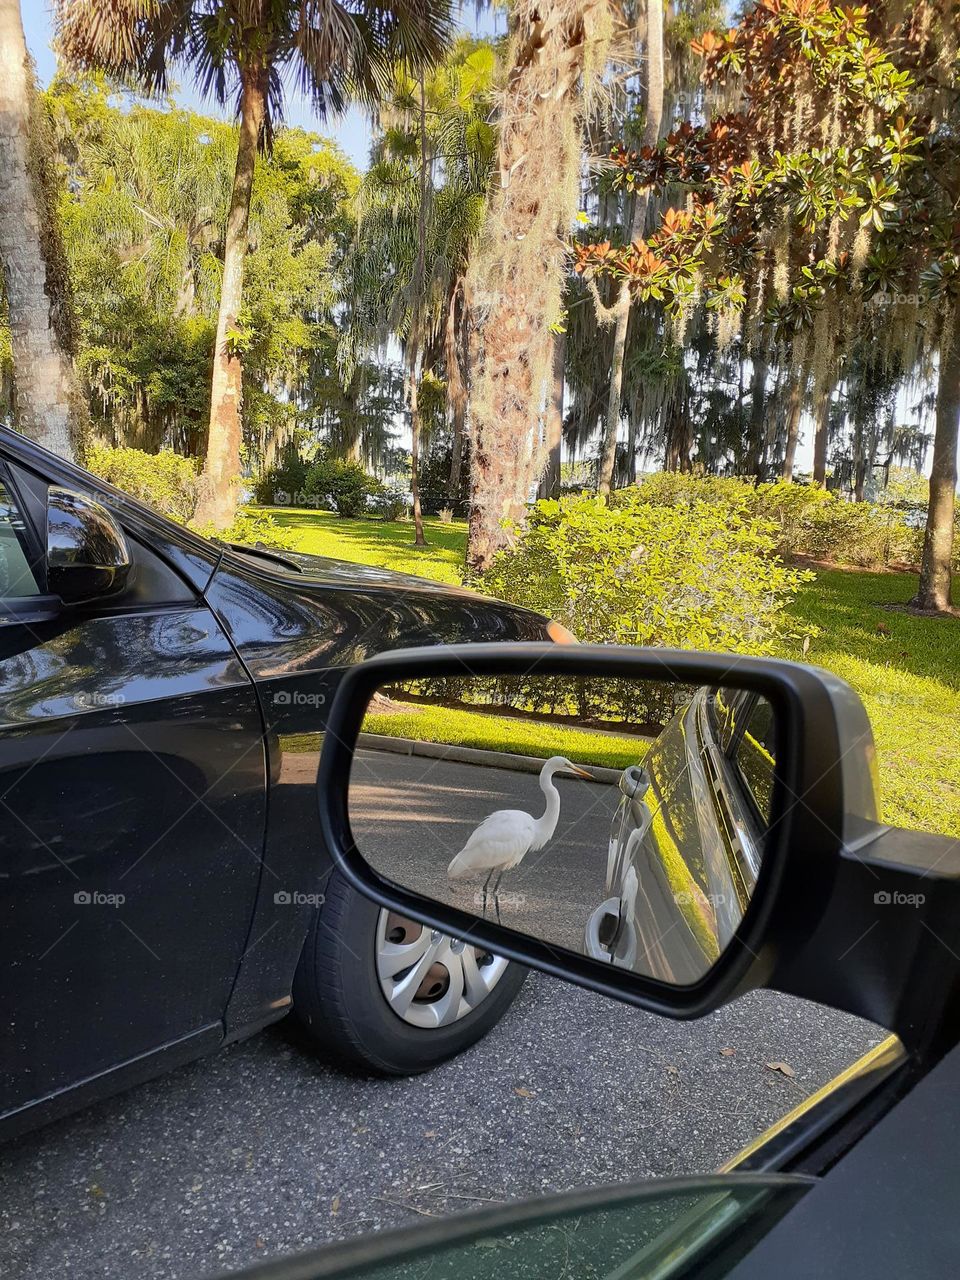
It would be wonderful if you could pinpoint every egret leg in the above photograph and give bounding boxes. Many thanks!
[491,871,504,925]
[481,869,494,917]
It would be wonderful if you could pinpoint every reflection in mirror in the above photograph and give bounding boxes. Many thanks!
[349,672,778,989]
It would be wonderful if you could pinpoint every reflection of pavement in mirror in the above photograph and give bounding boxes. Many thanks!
[350,750,621,956]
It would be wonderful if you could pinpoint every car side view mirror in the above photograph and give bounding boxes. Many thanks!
[317,644,960,1051]
[46,486,131,604]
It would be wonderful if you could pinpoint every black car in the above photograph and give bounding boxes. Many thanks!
[0,425,557,1141]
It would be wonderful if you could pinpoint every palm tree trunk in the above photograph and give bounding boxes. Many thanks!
[0,0,80,459]
[465,0,609,573]
[912,322,959,611]
[408,356,427,546]
[445,281,466,502]
[745,352,768,477]
[597,0,664,496]
[781,373,803,480]
[194,63,266,528]
[539,329,565,499]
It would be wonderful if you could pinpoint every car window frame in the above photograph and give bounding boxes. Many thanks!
[0,460,47,606]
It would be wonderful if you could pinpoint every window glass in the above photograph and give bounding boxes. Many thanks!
[0,478,40,600]
[734,696,777,822]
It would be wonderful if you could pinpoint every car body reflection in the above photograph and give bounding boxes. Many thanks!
[585,688,776,985]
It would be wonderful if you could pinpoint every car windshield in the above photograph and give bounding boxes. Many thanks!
[258,1176,811,1280]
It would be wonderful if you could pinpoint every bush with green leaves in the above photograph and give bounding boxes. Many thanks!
[304,457,382,518]
[252,454,311,505]
[191,507,297,551]
[369,485,409,521]
[85,444,200,522]
[631,473,914,568]
[479,492,814,727]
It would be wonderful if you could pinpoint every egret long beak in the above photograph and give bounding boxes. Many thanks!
[567,764,594,781]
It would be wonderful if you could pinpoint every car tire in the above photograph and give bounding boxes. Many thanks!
[291,870,527,1075]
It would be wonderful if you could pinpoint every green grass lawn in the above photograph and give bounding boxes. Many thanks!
[261,506,960,838]
[779,568,960,838]
[259,505,468,584]
[363,702,648,771]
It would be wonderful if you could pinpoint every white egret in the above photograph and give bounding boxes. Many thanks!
[447,756,594,921]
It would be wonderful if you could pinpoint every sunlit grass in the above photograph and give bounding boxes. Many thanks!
[263,506,960,838]
[257,505,468,585]
[779,568,960,838]
[363,703,648,772]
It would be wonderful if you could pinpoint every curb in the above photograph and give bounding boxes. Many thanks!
[357,732,626,784]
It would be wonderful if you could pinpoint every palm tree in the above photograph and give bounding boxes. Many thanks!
[464,0,613,572]
[342,42,495,542]
[55,0,453,527]
[0,0,84,458]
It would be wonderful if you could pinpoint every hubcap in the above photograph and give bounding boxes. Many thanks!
[375,910,509,1029]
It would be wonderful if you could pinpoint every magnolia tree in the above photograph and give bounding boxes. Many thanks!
[574,1,959,610]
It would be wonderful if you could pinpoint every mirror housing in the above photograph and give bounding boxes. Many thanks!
[318,643,886,1025]
[46,486,131,605]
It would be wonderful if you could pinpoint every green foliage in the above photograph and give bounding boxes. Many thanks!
[85,444,200,521]
[252,454,311,505]
[630,473,916,568]
[369,486,409,521]
[192,507,297,551]
[304,456,383,518]
[481,492,813,656]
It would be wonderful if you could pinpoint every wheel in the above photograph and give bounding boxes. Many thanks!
[292,870,527,1075]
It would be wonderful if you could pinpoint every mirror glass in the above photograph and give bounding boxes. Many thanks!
[349,672,778,988]
[46,486,131,602]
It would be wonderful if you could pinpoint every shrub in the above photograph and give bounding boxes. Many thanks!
[630,473,913,568]
[479,492,814,727]
[369,485,409,521]
[252,454,311,506]
[85,444,200,522]
[191,507,297,551]
[305,457,382,518]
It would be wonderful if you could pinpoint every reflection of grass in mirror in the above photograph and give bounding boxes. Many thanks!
[362,702,650,771]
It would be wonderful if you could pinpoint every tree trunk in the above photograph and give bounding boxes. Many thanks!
[744,352,769,478]
[0,0,80,459]
[445,281,466,502]
[912,322,959,611]
[781,373,803,480]
[539,329,565,500]
[812,382,831,486]
[408,358,427,547]
[597,0,664,496]
[465,0,609,573]
[193,64,266,528]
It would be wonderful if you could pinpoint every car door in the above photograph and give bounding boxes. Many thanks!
[0,464,267,1128]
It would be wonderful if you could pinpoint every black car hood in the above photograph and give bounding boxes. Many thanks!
[228,544,490,600]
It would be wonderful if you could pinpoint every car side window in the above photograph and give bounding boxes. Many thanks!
[0,477,40,603]
[731,696,777,822]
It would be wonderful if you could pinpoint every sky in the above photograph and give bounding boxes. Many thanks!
[22,2,502,171]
